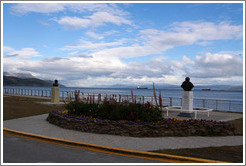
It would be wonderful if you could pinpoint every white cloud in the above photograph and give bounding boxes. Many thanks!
[53,12,132,29]
[62,21,242,60]
[3,46,15,52]
[3,47,41,59]
[36,19,50,26]
[3,51,243,86]
[10,3,129,16]
[171,21,243,40]
[86,31,104,40]
[65,3,129,16]
[182,56,194,65]
[10,3,65,15]
[85,30,119,40]
[140,21,242,50]
[185,52,243,78]
[62,39,127,52]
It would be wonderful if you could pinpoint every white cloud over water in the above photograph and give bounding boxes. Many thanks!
[3,46,243,87]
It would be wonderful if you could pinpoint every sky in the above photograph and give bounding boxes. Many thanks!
[2,2,244,87]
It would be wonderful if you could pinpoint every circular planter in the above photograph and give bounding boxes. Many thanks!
[47,111,237,137]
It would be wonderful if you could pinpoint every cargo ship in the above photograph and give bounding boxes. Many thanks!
[137,86,148,89]
[202,88,211,91]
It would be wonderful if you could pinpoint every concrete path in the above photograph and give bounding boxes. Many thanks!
[3,114,243,152]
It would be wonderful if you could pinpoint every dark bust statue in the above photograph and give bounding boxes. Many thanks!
[181,77,194,91]
[53,80,58,87]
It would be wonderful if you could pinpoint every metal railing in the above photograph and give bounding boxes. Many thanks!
[4,88,51,97]
[3,87,243,112]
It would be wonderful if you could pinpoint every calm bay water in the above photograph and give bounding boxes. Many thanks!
[3,86,243,101]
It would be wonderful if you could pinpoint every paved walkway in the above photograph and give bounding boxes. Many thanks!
[3,114,243,152]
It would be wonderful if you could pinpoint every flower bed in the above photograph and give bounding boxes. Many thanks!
[47,110,237,137]
[47,90,237,137]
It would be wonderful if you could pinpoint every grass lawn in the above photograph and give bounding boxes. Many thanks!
[3,95,243,163]
[229,118,243,135]
[3,95,64,120]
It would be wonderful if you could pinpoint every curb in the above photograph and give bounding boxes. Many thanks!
[3,128,229,163]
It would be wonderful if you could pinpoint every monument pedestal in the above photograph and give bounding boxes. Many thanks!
[51,87,60,103]
[178,91,195,117]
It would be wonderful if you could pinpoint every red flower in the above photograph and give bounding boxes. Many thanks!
[130,112,135,119]
[147,101,151,107]
[159,90,162,107]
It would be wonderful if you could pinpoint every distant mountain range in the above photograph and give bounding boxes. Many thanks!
[3,72,243,91]
[3,72,66,87]
[3,72,34,79]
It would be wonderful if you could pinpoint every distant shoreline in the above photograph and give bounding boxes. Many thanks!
[3,85,243,92]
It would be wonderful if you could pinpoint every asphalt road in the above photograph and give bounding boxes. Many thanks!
[3,133,165,163]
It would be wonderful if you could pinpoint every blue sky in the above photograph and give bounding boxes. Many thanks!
[2,2,244,87]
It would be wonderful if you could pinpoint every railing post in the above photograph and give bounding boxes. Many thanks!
[203,99,205,108]
[229,101,231,111]
[169,97,172,106]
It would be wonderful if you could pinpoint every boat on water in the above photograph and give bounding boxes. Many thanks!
[202,88,211,91]
[137,85,148,89]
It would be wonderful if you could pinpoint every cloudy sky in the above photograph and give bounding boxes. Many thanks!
[2,2,244,87]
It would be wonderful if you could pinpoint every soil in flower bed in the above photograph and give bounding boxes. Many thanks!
[47,111,238,137]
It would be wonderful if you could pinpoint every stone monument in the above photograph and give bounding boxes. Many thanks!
[51,80,60,103]
[178,77,195,117]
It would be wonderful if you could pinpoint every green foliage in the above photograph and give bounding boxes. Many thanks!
[65,101,99,117]
[65,99,162,122]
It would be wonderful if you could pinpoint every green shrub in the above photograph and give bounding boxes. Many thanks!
[64,99,162,122]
